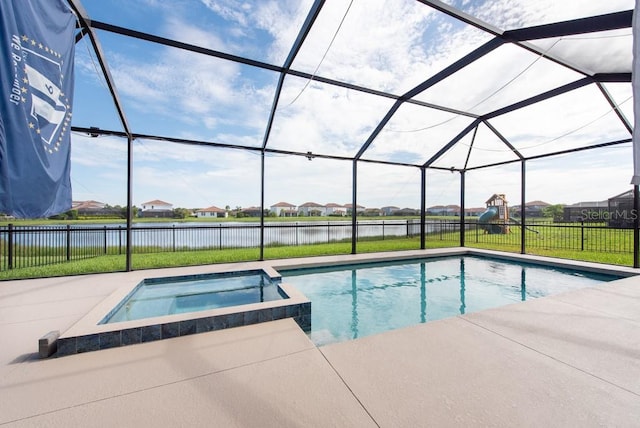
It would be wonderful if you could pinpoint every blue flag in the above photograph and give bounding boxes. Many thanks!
[0,0,75,218]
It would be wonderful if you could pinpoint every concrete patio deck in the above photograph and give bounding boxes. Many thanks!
[1,250,639,427]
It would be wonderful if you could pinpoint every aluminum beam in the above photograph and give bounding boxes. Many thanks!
[483,78,592,120]
[423,119,481,167]
[483,120,524,160]
[503,10,632,42]
[596,82,633,135]
[262,0,324,150]
[70,126,426,168]
[355,38,503,160]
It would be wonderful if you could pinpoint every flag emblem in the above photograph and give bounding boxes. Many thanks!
[18,35,73,155]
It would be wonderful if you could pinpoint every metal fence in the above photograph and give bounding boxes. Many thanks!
[0,220,428,271]
[460,221,635,254]
[0,220,634,271]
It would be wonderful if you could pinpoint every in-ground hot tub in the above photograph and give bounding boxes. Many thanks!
[56,268,311,357]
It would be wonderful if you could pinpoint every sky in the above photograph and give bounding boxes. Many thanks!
[69,0,635,210]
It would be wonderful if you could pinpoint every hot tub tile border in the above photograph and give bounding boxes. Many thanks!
[56,302,310,357]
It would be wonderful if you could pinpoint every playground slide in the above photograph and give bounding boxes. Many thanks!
[478,206,504,234]
[509,218,540,234]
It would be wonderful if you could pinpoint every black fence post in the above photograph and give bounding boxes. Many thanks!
[382,220,385,240]
[7,224,13,270]
[118,226,122,255]
[103,226,108,254]
[172,225,176,252]
[580,221,584,251]
[634,185,639,268]
[327,222,330,243]
[459,171,465,248]
[66,224,71,261]
[406,220,410,237]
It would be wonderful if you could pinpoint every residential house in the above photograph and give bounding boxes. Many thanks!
[71,200,109,216]
[445,205,461,216]
[195,205,227,218]
[363,208,382,216]
[563,200,608,222]
[511,200,550,218]
[427,205,460,216]
[241,206,263,217]
[270,202,297,217]
[140,199,174,218]
[381,206,400,216]
[427,205,447,215]
[608,190,635,227]
[394,207,419,216]
[344,203,365,215]
[298,202,326,216]
[325,203,346,216]
[465,207,486,217]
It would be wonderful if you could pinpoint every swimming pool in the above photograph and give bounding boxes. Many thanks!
[280,255,621,346]
[101,270,286,324]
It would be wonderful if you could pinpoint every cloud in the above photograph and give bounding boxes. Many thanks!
[70,0,635,210]
[270,77,396,156]
[199,1,251,27]
[71,134,127,169]
[132,147,262,208]
[290,1,441,93]
[199,0,313,64]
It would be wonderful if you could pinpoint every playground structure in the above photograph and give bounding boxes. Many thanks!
[479,194,510,234]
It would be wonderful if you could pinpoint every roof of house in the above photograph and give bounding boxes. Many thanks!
[242,206,262,211]
[72,200,105,210]
[271,202,296,208]
[197,205,225,213]
[325,203,344,208]
[466,207,486,213]
[609,190,633,200]
[525,200,550,207]
[381,206,400,210]
[566,201,608,208]
[299,202,324,208]
[141,199,172,206]
[485,194,507,204]
[344,203,365,209]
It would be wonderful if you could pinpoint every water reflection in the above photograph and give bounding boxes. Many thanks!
[420,262,426,323]
[351,269,358,339]
[459,258,466,315]
[344,259,530,333]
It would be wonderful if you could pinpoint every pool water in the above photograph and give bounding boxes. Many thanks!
[280,256,620,346]
[102,271,285,324]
